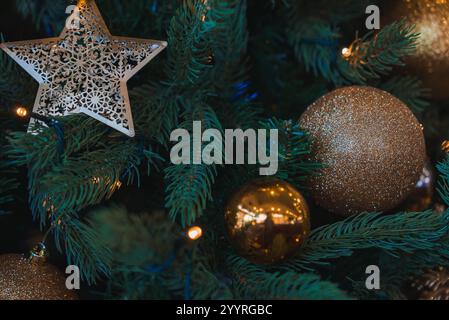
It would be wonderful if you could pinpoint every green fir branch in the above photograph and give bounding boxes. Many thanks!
[227,255,351,300]
[15,0,67,33]
[437,155,449,207]
[91,207,232,299]
[287,17,343,84]
[5,115,161,281]
[165,164,217,227]
[261,118,321,188]
[286,211,449,271]
[379,76,430,114]
[0,168,18,214]
[53,215,112,284]
[0,48,36,106]
[340,20,419,83]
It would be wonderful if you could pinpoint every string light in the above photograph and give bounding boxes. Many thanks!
[341,32,369,65]
[92,177,101,184]
[109,180,122,192]
[341,47,352,59]
[15,106,28,118]
[200,0,210,22]
[187,226,203,241]
[442,140,449,152]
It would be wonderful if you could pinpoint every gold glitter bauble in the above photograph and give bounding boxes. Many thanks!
[224,178,310,265]
[299,86,426,216]
[400,158,435,212]
[387,0,449,100]
[0,254,77,300]
[411,268,449,300]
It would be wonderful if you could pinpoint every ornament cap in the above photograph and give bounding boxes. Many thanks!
[27,242,49,263]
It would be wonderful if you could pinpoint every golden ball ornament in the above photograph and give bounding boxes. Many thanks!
[299,86,426,216]
[411,267,449,300]
[224,178,311,265]
[399,158,435,212]
[386,0,449,100]
[0,254,78,300]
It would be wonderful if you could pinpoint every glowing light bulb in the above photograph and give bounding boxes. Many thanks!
[15,106,28,118]
[187,226,203,241]
[341,47,352,59]
[442,140,449,152]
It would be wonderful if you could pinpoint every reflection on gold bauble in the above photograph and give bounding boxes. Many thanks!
[224,178,310,265]
[400,158,435,212]
[0,254,77,300]
[388,0,449,100]
[300,86,426,216]
[411,267,449,300]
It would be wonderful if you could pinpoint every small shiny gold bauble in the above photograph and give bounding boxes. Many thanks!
[300,86,426,216]
[387,0,449,100]
[411,267,449,300]
[225,179,310,264]
[400,158,435,212]
[0,254,77,300]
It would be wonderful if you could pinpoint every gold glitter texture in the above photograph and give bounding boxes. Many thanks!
[388,0,449,100]
[0,254,78,300]
[412,267,449,300]
[225,179,310,264]
[300,86,426,216]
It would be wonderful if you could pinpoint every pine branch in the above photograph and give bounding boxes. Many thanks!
[437,155,449,207]
[15,0,67,34]
[165,0,215,88]
[287,17,343,84]
[130,85,181,146]
[379,76,430,114]
[91,207,233,299]
[0,49,35,106]
[351,243,449,300]
[91,207,180,299]
[261,118,321,188]
[53,215,112,284]
[285,211,449,271]
[287,17,419,85]
[284,0,371,23]
[163,0,255,227]
[6,116,159,225]
[0,168,18,215]
[5,115,161,281]
[340,20,419,83]
[165,164,217,227]
[227,254,351,300]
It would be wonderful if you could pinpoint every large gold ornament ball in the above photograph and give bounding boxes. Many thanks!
[0,254,77,300]
[300,86,426,216]
[225,179,310,265]
[387,0,449,100]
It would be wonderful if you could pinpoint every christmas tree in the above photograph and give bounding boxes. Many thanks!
[1,0,449,300]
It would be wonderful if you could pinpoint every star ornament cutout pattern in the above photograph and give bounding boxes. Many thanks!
[0,0,167,137]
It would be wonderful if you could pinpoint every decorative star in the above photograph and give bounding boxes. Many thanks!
[0,0,167,137]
